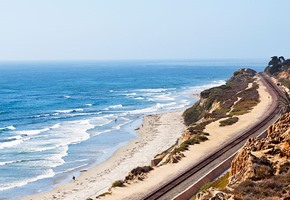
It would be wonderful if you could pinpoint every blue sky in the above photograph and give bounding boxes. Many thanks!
[0,0,289,61]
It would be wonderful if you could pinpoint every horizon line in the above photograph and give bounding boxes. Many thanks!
[0,58,269,63]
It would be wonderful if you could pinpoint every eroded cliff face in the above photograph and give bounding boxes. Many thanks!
[229,112,290,186]
[197,112,290,200]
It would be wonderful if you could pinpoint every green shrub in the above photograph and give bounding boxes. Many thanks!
[198,172,229,194]
[219,117,239,126]
[130,166,153,176]
[112,180,124,187]
[172,134,209,155]
[183,103,203,126]
[196,135,209,142]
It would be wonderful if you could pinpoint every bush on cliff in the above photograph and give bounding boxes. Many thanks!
[219,117,239,126]
[112,180,124,187]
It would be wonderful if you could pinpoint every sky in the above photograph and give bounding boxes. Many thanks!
[0,0,289,61]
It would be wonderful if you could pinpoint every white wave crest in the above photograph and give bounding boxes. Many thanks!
[55,108,84,114]
[0,136,24,149]
[109,104,123,109]
[104,104,123,110]
[125,93,137,96]
[0,125,16,131]
[134,97,145,100]
[15,128,50,136]
[0,160,16,166]
[50,123,61,129]
[134,88,174,93]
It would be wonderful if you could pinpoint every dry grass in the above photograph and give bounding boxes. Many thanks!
[230,99,259,116]
[233,172,290,200]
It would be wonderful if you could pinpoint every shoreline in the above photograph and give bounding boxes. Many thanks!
[23,110,186,200]
[23,75,273,200]
[93,75,273,200]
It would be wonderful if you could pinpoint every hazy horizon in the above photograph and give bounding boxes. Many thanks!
[1,0,289,61]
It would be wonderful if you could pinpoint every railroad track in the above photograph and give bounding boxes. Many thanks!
[143,73,285,200]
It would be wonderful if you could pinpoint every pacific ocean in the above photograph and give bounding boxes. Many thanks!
[0,60,265,199]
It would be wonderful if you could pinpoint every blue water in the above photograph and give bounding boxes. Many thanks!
[0,60,265,199]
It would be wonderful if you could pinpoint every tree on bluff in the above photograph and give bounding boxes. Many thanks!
[265,56,283,74]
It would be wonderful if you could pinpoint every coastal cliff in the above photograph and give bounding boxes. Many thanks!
[183,68,258,126]
[196,112,290,200]
[151,68,260,166]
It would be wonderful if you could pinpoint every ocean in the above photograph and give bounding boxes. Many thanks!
[0,60,265,199]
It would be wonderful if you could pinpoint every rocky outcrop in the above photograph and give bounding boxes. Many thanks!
[197,112,290,200]
[229,112,290,186]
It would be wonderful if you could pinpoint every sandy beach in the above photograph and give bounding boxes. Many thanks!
[24,75,273,200]
[23,111,186,200]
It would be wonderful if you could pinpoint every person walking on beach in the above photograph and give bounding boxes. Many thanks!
[72,176,75,181]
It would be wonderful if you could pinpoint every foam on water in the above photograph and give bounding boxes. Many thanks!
[0,160,17,166]
[0,119,94,191]
[50,123,61,129]
[0,169,55,191]
[0,125,16,132]
[112,120,132,130]
[15,128,50,136]
[55,108,84,114]
[133,88,173,93]
[109,104,123,109]
[103,104,123,110]
[0,136,24,149]
[134,97,144,100]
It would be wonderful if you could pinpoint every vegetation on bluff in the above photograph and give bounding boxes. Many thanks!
[265,56,290,89]
[183,68,259,127]
[219,117,239,127]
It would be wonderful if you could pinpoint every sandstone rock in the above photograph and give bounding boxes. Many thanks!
[229,112,290,187]
[197,112,290,199]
